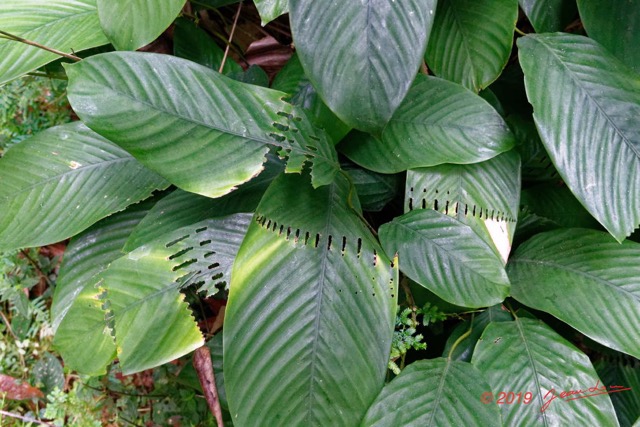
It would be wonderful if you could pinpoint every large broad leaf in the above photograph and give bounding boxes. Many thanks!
[0,0,109,85]
[65,52,339,198]
[97,0,186,51]
[405,151,521,262]
[508,228,640,359]
[472,317,619,426]
[289,0,436,132]
[577,0,640,73]
[254,0,289,25]
[52,200,157,375]
[340,75,515,173]
[343,162,399,212]
[521,184,600,229]
[518,33,640,241]
[380,210,510,308]
[224,173,397,426]
[0,122,168,252]
[595,358,640,427]
[425,0,518,92]
[361,358,502,426]
[124,155,283,252]
[518,0,578,33]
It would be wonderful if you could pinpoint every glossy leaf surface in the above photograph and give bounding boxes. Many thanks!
[225,173,397,426]
[289,0,436,132]
[254,0,289,25]
[65,52,339,198]
[341,75,515,173]
[508,229,640,359]
[519,33,640,241]
[518,0,577,33]
[0,122,168,252]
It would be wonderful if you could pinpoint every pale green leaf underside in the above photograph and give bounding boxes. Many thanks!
[508,228,640,359]
[289,0,437,132]
[341,75,515,173]
[97,0,186,51]
[0,0,109,85]
[225,173,397,426]
[0,122,168,252]
[254,0,289,25]
[52,201,155,375]
[65,52,338,198]
[518,34,640,241]
[380,210,509,308]
[472,318,619,426]
[577,0,640,73]
[362,358,501,426]
[426,0,518,91]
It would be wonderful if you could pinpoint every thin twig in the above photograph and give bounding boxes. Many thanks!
[0,310,26,372]
[219,1,243,73]
[20,249,53,288]
[0,410,55,426]
[193,346,224,427]
[0,30,81,61]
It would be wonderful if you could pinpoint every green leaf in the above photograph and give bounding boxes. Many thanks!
[225,173,398,426]
[124,156,281,252]
[443,305,512,362]
[361,358,502,427]
[518,0,578,33]
[97,0,186,51]
[53,200,157,375]
[508,228,640,359]
[289,0,437,132]
[380,210,510,308]
[405,151,521,262]
[0,0,109,85]
[254,0,289,25]
[173,17,241,73]
[65,52,339,198]
[518,33,640,241]
[343,163,399,212]
[426,0,518,92]
[577,0,640,73]
[340,75,515,173]
[507,113,559,183]
[521,184,600,229]
[271,53,351,144]
[472,317,619,426]
[595,358,640,426]
[0,122,168,252]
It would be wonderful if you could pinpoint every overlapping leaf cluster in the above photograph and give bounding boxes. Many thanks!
[0,0,638,425]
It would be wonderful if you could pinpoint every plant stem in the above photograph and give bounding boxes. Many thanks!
[219,1,243,73]
[447,318,473,361]
[0,410,55,426]
[514,27,527,37]
[0,31,81,61]
[193,346,225,427]
[0,310,26,373]
[20,249,53,288]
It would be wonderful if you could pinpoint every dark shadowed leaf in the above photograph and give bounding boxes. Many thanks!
[518,0,578,33]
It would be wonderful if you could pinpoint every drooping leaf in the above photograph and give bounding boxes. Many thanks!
[97,0,186,51]
[225,173,397,426]
[443,304,513,362]
[518,0,578,33]
[0,0,109,85]
[0,122,168,252]
[472,317,619,426]
[518,33,640,241]
[508,228,640,359]
[340,75,515,173]
[173,17,241,73]
[577,0,640,72]
[289,0,437,132]
[65,52,339,198]
[426,0,519,92]
[254,0,289,25]
[124,155,282,252]
[52,198,159,375]
[361,358,502,427]
[380,210,510,308]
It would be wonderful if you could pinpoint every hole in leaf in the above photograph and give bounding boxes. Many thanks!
[169,247,193,260]
[166,235,190,248]
[173,259,197,271]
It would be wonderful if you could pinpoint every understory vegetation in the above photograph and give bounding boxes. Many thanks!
[0,0,639,426]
